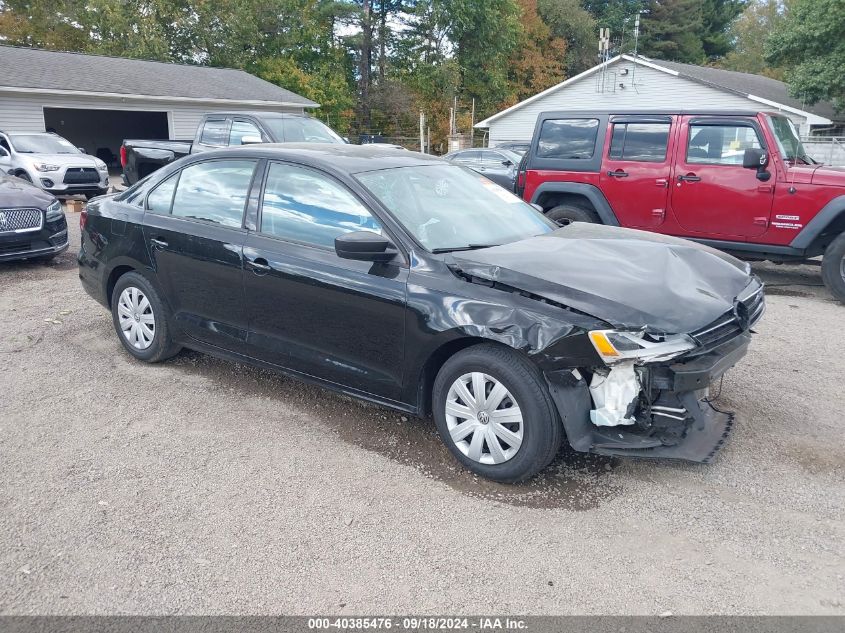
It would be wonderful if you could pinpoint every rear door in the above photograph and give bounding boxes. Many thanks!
[142,158,259,349]
[242,161,408,400]
[599,117,674,229]
[670,116,775,238]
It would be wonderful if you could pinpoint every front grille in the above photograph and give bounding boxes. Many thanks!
[691,283,765,352]
[63,168,99,184]
[0,208,43,233]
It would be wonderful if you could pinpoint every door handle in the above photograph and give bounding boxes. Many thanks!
[655,179,669,188]
[678,174,701,182]
[607,170,628,178]
[150,238,168,248]
[248,257,272,274]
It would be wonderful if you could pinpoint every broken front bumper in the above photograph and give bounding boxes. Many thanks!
[546,333,750,463]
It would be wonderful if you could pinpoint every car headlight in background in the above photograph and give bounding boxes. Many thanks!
[34,163,60,172]
[45,200,63,221]
[588,329,696,364]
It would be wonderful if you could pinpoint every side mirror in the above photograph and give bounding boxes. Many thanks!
[742,148,768,169]
[335,231,396,262]
[742,148,771,181]
[240,135,263,145]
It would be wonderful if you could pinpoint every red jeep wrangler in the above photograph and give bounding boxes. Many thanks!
[518,110,845,302]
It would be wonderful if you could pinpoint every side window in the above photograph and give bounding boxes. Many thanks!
[608,122,671,162]
[480,151,507,167]
[687,124,762,165]
[0,136,10,152]
[452,150,481,165]
[229,120,262,146]
[171,160,256,227]
[198,119,230,146]
[260,162,382,248]
[146,174,178,214]
[537,118,599,159]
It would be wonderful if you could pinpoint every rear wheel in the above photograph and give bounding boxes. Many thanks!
[546,204,598,226]
[111,272,181,362]
[821,232,845,303]
[432,344,563,483]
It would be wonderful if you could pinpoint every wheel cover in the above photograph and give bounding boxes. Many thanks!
[445,372,524,465]
[117,286,155,350]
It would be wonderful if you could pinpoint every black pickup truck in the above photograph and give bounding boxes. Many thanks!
[120,111,345,185]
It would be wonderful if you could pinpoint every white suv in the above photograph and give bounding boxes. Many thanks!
[0,132,109,200]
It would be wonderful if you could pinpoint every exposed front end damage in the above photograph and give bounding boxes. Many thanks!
[546,332,750,463]
[444,225,766,464]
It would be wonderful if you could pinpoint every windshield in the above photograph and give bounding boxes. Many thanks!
[355,164,556,252]
[263,117,345,144]
[9,134,80,154]
[766,115,814,164]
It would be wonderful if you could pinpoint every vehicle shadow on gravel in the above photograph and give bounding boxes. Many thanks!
[170,350,621,510]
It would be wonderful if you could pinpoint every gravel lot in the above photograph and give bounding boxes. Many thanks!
[1,211,843,615]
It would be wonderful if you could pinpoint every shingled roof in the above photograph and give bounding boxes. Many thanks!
[0,45,317,107]
[642,57,839,121]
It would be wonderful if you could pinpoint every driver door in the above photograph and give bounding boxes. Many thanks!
[670,117,775,238]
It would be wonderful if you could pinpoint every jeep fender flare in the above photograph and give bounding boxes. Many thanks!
[529,182,620,226]
[790,195,845,250]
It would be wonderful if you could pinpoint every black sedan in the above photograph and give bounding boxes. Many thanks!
[78,145,763,482]
[0,174,68,262]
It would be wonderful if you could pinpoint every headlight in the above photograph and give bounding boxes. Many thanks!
[45,200,63,221]
[588,329,696,364]
[35,163,60,172]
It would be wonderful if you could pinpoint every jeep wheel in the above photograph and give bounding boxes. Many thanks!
[546,204,597,226]
[821,232,845,303]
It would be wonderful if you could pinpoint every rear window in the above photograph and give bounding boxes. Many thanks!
[609,122,671,162]
[536,119,599,159]
[199,119,230,146]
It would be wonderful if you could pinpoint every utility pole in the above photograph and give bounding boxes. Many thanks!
[419,111,425,153]
[470,98,475,147]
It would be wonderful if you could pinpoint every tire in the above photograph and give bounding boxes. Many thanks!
[546,204,598,226]
[110,271,181,363]
[432,344,563,483]
[15,171,32,183]
[821,232,845,303]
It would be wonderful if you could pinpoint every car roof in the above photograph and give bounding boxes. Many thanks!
[537,109,767,118]
[205,111,315,119]
[196,143,445,174]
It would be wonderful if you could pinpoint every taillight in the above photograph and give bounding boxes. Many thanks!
[119,145,127,167]
[80,209,88,231]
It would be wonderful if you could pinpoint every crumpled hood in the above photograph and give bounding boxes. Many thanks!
[450,223,755,333]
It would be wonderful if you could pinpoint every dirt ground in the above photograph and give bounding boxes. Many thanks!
[1,212,843,615]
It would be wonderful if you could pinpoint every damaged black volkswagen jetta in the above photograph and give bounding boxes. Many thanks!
[78,145,764,482]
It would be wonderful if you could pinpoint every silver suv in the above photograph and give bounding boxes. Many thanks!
[0,132,109,200]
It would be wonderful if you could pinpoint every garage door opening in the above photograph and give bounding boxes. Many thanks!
[43,108,169,169]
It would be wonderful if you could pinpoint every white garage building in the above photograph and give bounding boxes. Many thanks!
[0,45,317,165]
[476,54,842,146]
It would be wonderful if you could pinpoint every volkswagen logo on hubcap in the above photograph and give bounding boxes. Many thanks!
[478,411,490,425]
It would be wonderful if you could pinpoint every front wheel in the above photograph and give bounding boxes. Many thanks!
[432,344,563,483]
[111,271,181,362]
[15,171,33,183]
[821,232,845,303]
